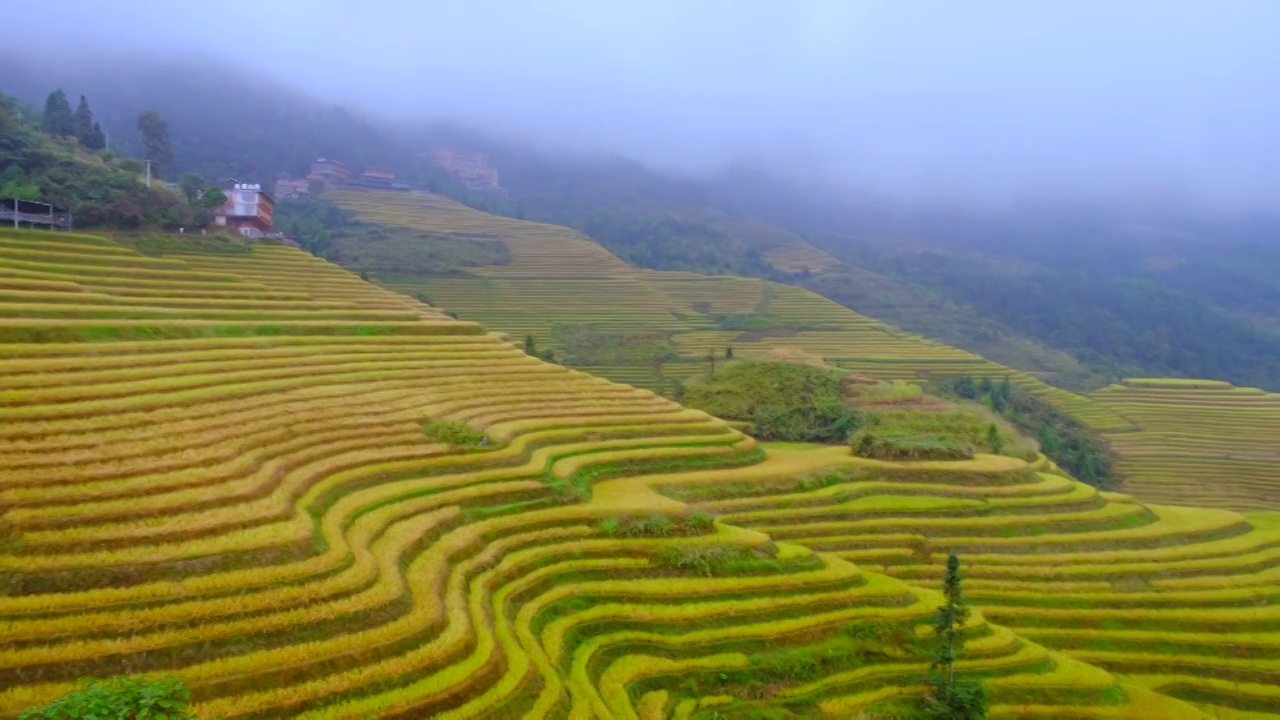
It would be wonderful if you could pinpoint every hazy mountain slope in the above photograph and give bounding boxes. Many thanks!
[325,188,1129,434]
[706,167,1280,391]
[470,147,1106,389]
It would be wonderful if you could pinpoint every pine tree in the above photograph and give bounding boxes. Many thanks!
[986,424,1004,454]
[925,553,988,719]
[73,95,94,144]
[953,375,978,399]
[85,121,106,151]
[41,89,74,137]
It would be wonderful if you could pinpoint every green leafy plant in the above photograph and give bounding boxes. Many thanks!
[680,361,862,443]
[420,417,486,447]
[20,676,196,720]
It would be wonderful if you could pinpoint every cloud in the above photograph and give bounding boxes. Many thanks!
[9,0,1280,208]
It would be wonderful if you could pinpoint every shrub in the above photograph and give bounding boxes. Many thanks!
[420,417,486,447]
[655,544,751,576]
[854,380,925,404]
[853,405,1033,459]
[852,433,975,461]
[20,676,195,720]
[680,361,862,443]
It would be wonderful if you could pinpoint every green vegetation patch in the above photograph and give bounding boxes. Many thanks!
[853,433,975,461]
[680,361,861,443]
[419,417,487,447]
[112,233,254,256]
[20,676,195,720]
[936,375,1116,487]
[850,403,1031,461]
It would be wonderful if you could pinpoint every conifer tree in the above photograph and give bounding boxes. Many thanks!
[925,552,988,719]
[41,89,74,137]
[85,121,106,151]
[986,423,1004,454]
[73,95,94,144]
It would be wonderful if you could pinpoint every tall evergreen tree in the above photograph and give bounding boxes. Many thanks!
[925,553,988,719]
[136,110,173,178]
[41,90,74,137]
[73,95,94,144]
[85,121,106,151]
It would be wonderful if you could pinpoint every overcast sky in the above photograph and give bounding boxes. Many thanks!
[14,0,1280,207]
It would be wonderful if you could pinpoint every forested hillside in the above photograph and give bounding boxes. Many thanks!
[0,92,212,228]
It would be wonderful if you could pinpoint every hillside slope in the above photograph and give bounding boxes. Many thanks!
[486,150,1108,389]
[330,189,1131,436]
[1,228,1277,717]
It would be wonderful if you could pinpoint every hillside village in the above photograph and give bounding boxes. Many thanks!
[207,153,504,240]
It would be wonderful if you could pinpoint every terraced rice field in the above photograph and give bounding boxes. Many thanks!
[331,190,1132,433]
[680,447,1280,718]
[5,228,1277,718]
[1090,379,1280,511]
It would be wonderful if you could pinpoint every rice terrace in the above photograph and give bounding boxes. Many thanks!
[0,193,1277,720]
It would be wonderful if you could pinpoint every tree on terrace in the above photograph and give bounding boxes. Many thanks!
[924,552,988,719]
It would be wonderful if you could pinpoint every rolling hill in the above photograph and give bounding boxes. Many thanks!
[0,225,1277,718]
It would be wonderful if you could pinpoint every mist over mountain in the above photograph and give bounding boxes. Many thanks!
[6,0,1280,212]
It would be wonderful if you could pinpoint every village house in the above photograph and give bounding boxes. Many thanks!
[424,149,503,191]
[214,182,275,237]
[355,167,396,188]
[306,158,352,188]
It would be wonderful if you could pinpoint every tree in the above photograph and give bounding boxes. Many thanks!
[201,186,227,209]
[986,423,1004,454]
[41,90,74,137]
[85,121,106,151]
[725,346,735,360]
[706,349,717,377]
[924,553,988,719]
[524,335,537,355]
[179,172,207,203]
[136,110,173,178]
[0,180,41,201]
[72,95,94,144]
[19,676,196,720]
[953,375,978,400]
